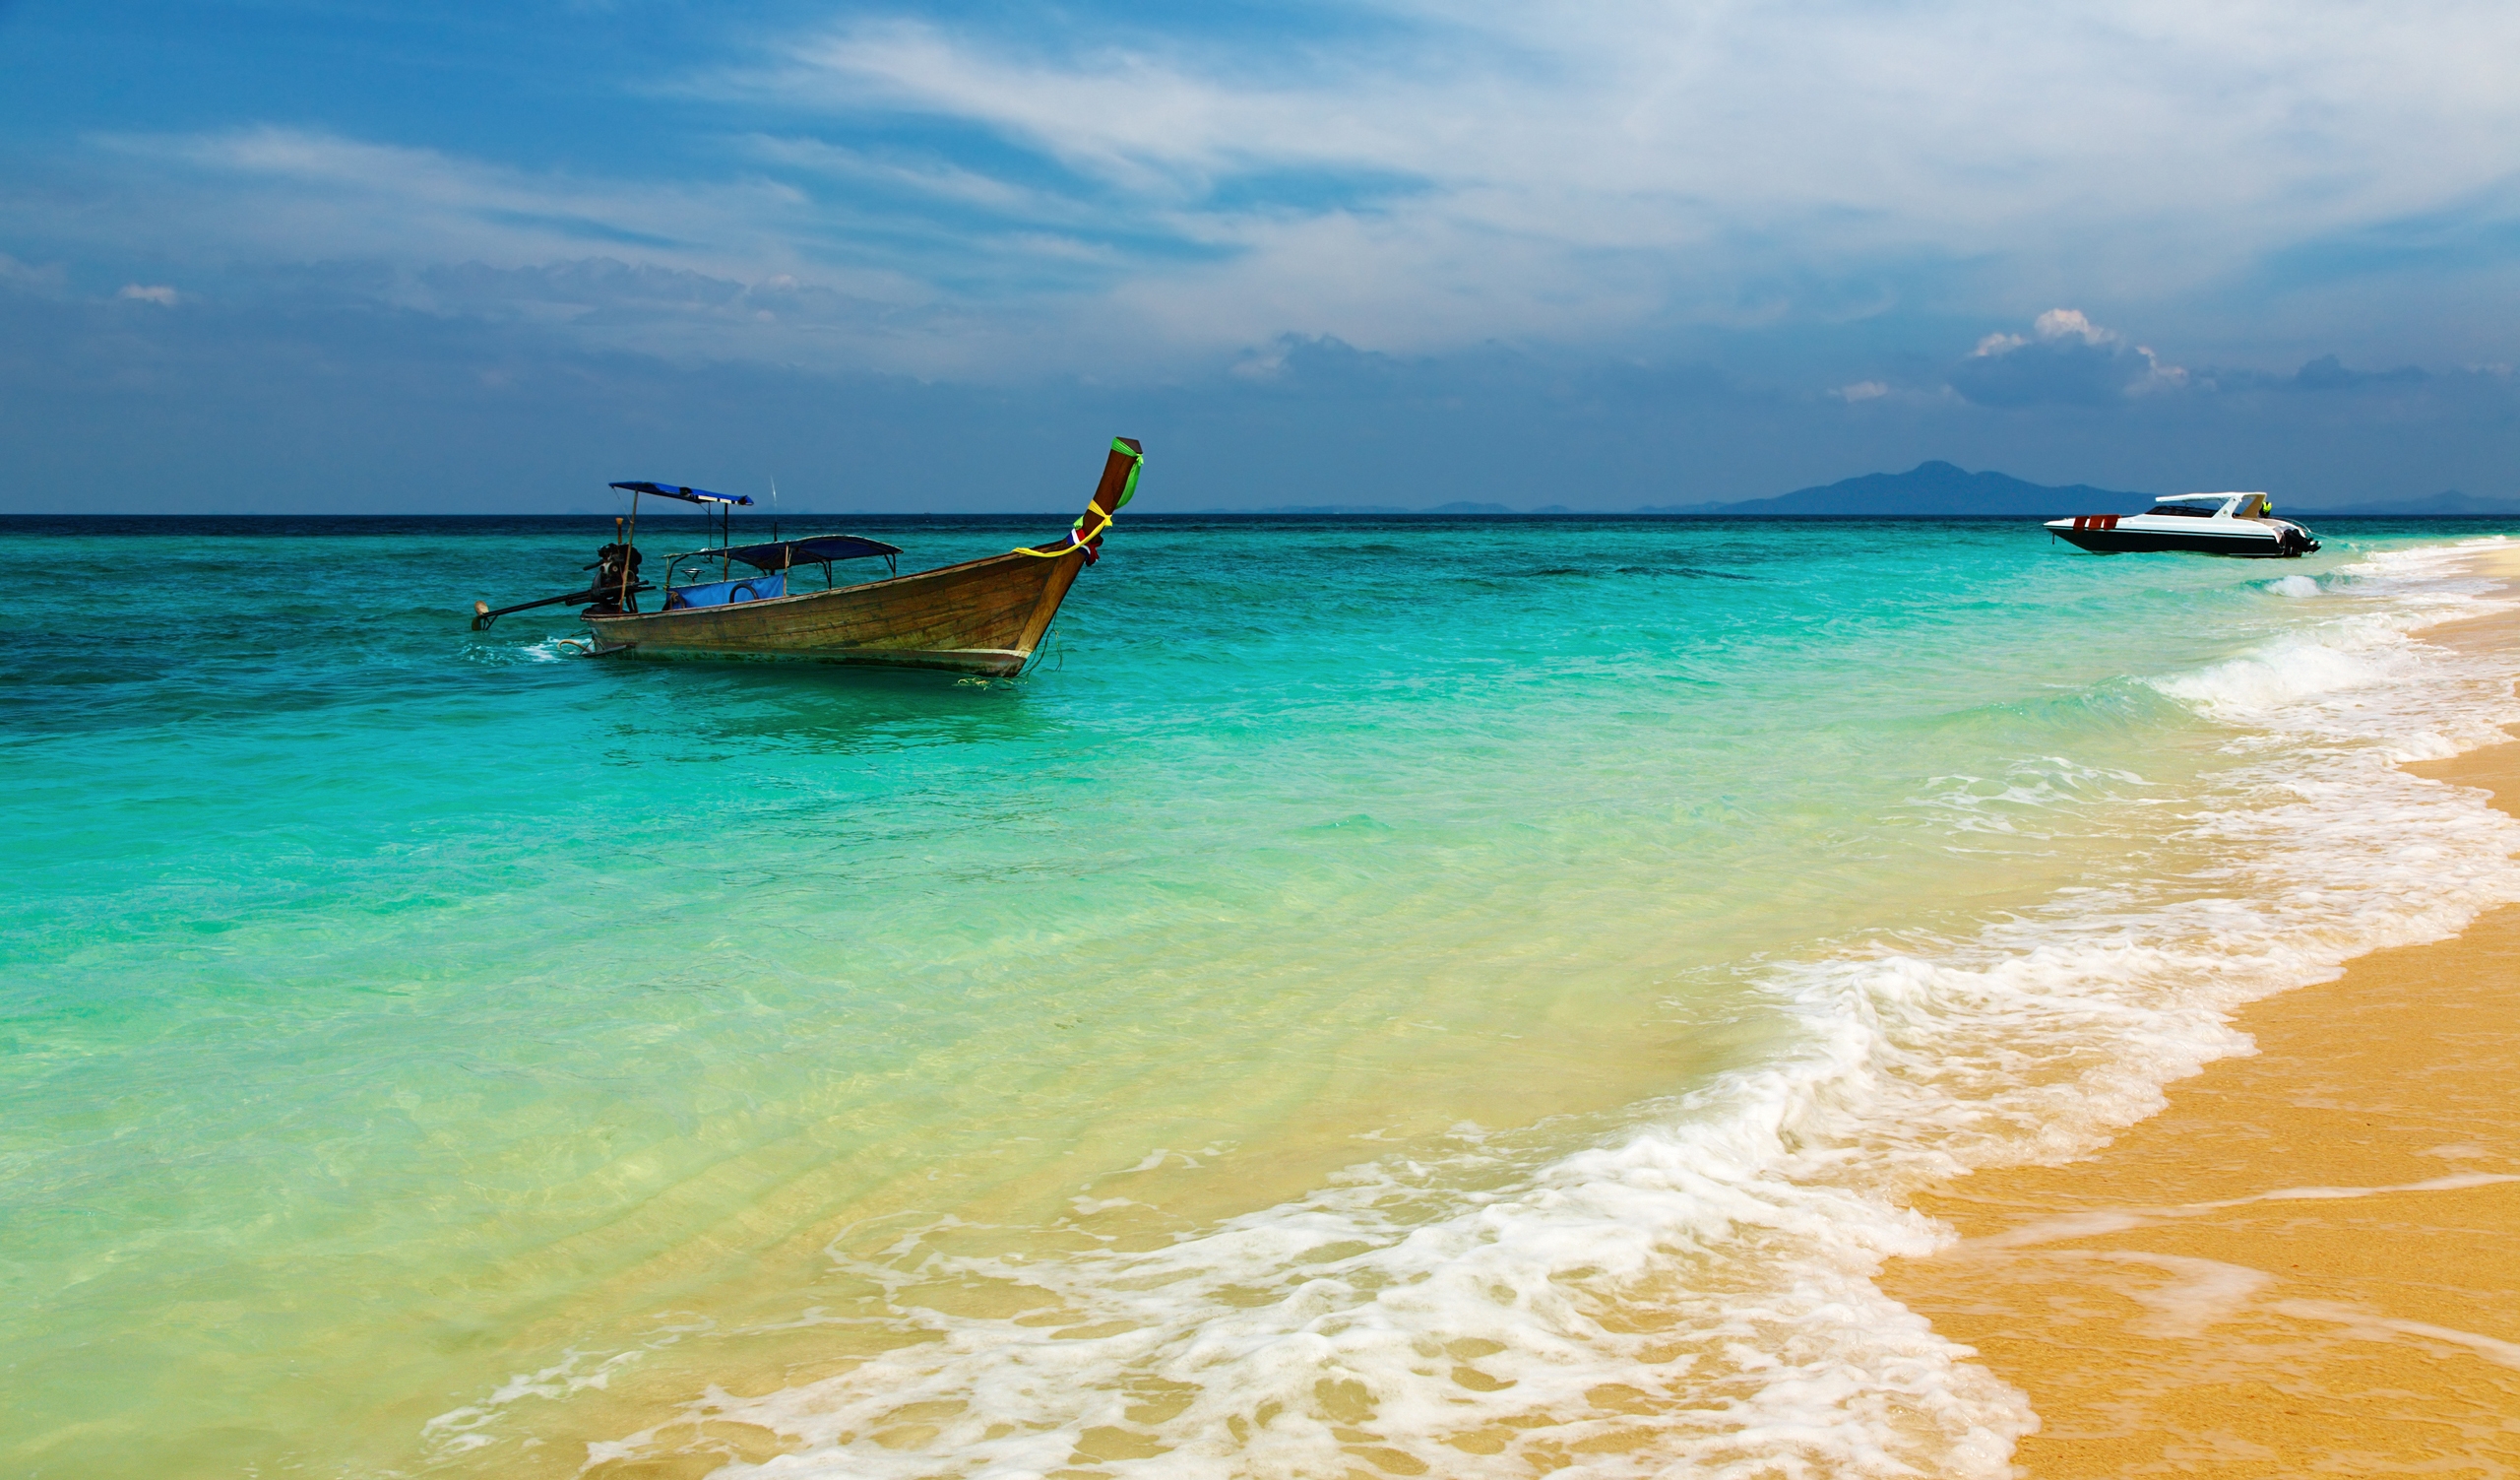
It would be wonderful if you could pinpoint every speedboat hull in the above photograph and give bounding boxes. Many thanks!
[2046,513,2317,557]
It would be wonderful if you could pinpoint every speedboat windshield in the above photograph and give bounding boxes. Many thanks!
[2143,492,2273,519]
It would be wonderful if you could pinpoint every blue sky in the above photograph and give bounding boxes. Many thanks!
[4,0,2517,511]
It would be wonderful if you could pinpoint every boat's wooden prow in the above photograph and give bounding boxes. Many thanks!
[576,437,1143,675]
[1019,436,1142,559]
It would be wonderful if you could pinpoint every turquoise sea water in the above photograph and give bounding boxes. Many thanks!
[6,513,2520,1478]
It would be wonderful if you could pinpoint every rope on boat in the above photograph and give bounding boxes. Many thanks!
[1013,506,1116,558]
[1013,439,1140,558]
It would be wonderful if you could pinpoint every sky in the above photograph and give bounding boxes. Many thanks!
[3,0,2517,512]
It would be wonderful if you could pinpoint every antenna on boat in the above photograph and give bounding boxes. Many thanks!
[770,476,779,543]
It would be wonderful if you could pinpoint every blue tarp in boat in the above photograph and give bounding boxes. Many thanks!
[662,571,786,610]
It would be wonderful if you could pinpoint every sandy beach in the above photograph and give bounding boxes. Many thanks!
[1883,597,2520,1475]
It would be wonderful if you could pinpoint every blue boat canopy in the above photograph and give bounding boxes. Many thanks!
[724,536,903,570]
[609,481,754,507]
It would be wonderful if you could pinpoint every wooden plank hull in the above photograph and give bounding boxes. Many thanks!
[582,547,1087,676]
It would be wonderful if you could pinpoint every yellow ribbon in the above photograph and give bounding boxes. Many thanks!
[1013,440,1139,558]
[1012,505,1116,558]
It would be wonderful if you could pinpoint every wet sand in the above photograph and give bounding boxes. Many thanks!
[1882,598,2520,1475]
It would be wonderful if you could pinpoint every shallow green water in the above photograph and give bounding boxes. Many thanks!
[5,514,2516,1478]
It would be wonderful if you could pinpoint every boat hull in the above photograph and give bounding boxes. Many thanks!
[582,547,1087,676]
[2047,518,2316,557]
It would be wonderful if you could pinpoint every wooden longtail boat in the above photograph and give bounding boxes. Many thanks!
[473,438,1141,676]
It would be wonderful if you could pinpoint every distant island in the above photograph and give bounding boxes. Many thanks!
[1202,461,2520,517]
[1636,462,2146,517]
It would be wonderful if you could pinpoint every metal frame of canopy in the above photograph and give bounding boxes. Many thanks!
[659,534,904,592]
[472,483,908,627]
[607,481,755,611]
[655,536,907,610]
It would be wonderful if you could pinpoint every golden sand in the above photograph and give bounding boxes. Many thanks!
[1882,602,2520,1476]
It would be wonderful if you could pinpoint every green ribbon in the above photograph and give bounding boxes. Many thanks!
[1071,438,1141,538]
[1111,437,1142,511]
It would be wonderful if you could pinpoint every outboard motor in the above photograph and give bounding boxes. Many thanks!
[472,517,654,630]
[584,541,643,613]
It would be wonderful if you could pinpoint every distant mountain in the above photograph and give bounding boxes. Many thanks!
[2283,489,2520,516]
[1637,461,2152,517]
[1207,464,2520,518]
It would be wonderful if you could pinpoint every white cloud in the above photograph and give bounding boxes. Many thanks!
[758,22,1408,195]
[1953,307,2189,405]
[1978,307,2133,356]
[1834,379,1890,401]
[18,1,2520,376]
[0,253,68,296]
[733,0,2520,353]
[118,284,178,305]
[34,128,1046,372]
[2131,344,2190,393]
[767,2,2520,238]
[744,134,1083,221]
[2031,308,2115,346]
[111,128,824,282]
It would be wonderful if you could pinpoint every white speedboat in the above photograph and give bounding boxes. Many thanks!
[2047,492,2319,557]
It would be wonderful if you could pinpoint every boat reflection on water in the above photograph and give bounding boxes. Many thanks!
[472,437,1143,676]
